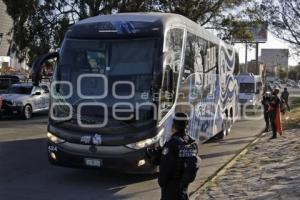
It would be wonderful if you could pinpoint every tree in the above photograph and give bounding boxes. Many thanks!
[3,0,159,66]
[3,0,71,66]
[277,67,288,80]
[250,0,300,54]
[158,0,251,40]
[3,0,248,66]
[288,63,300,81]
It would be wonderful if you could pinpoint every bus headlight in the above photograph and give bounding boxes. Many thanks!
[126,129,164,150]
[47,132,65,144]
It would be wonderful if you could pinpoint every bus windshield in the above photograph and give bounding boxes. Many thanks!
[240,83,255,93]
[52,38,159,125]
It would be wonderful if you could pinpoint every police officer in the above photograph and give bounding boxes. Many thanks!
[268,87,283,139]
[158,112,199,200]
[281,87,290,111]
[261,90,271,132]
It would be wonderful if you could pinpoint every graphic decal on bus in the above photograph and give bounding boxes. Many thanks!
[192,41,239,141]
[218,42,239,122]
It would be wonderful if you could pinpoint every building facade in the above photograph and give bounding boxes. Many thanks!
[0,0,13,68]
[261,48,289,77]
[0,0,28,75]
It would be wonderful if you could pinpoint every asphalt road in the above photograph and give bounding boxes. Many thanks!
[288,88,300,97]
[0,86,298,200]
[0,116,266,200]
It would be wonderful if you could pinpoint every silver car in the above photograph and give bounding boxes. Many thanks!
[0,83,50,119]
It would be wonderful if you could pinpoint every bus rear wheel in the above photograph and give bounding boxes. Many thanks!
[220,117,231,139]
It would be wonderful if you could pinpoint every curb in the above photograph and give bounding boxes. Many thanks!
[190,129,267,200]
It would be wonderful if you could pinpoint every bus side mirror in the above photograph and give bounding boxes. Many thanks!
[256,89,260,94]
[31,52,59,86]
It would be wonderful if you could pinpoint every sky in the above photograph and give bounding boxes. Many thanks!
[234,32,299,66]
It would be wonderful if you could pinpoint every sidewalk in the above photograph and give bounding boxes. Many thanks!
[195,129,300,200]
[188,118,265,197]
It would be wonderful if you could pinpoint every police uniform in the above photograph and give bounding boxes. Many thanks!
[261,92,271,131]
[158,132,198,200]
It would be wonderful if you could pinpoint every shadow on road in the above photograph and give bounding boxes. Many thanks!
[199,150,239,160]
[0,112,48,121]
[0,138,157,200]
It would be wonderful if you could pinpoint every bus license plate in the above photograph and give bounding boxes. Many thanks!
[84,158,102,167]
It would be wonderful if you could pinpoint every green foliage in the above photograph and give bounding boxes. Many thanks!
[277,67,288,80]
[158,0,251,41]
[288,64,300,81]
[3,0,248,67]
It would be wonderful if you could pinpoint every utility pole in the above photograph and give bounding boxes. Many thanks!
[255,42,259,75]
[245,42,248,73]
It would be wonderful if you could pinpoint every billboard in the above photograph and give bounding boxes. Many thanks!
[232,22,268,43]
[261,49,289,67]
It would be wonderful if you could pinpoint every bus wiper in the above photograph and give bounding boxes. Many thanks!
[117,119,138,131]
[53,116,77,125]
[53,115,138,131]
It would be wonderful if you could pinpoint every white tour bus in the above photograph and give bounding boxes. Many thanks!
[32,13,239,173]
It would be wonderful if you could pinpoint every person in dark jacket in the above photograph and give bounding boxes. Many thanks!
[281,87,290,111]
[261,90,271,132]
[269,87,283,139]
[158,112,199,200]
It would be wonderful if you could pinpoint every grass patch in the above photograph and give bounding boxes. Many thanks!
[236,153,246,162]
[201,180,218,193]
[282,98,300,130]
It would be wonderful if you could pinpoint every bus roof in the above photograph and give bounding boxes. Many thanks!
[67,12,233,49]
[76,12,170,24]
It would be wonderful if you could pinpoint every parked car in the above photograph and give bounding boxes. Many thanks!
[292,84,300,88]
[0,82,50,119]
[273,82,281,89]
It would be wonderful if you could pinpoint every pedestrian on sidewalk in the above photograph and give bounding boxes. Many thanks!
[268,87,283,139]
[158,112,200,200]
[281,87,290,111]
[261,90,271,132]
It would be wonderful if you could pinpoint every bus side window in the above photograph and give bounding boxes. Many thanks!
[177,32,199,113]
[160,28,184,117]
[182,33,196,81]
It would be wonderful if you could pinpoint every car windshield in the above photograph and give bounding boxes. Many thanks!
[7,86,32,94]
[52,38,159,125]
[240,83,255,93]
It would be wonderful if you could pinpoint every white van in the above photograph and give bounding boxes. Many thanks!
[236,73,263,106]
